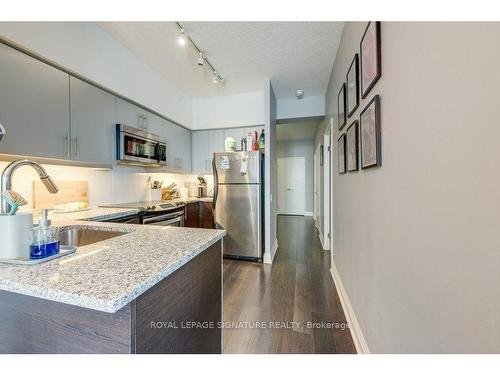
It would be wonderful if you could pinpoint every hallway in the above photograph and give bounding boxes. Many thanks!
[223,215,356,353]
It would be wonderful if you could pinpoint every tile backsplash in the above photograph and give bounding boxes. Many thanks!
[0,161,212,209]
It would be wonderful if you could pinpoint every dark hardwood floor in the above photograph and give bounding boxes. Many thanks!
[223,215,356,354]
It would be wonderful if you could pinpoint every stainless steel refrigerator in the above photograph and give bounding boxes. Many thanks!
[213,151,264,259]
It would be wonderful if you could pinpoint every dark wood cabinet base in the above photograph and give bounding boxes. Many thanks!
[185,201,215,229]
[0,241,222,354]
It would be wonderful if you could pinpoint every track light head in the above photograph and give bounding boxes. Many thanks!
[212,71,219,84]
[212,71,225,84]
[177,28,187,46]
[197,51,205,66]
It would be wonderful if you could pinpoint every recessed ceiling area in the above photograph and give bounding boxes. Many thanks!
[98,22,344,99]
[276,119,322,141]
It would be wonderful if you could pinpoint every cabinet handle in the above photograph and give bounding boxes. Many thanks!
[64,134,69,157]
[73,136,79,159]
[138,114,143,129]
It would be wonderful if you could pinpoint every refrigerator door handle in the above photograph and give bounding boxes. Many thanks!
[212,156,218,217]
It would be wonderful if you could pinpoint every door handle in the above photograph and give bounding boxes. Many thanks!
[213,157,218,216]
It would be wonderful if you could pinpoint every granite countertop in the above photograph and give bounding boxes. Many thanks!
[0,207,225,313]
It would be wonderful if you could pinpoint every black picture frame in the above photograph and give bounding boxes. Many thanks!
[360,21,381,99]
[337,83,346,131]
[337,134,346,174]
[360,95,381,169]
[346,120,359,172]
[346,54,359,118]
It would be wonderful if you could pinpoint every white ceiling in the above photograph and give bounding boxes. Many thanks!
[98,22,344,99]
[276,120,320,141]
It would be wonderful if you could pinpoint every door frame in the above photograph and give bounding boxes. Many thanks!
[322,118,333,251]
[277,156,306,216]
[314,145,321,231]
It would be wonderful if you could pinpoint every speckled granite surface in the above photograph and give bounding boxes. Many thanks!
[0,207,225,313]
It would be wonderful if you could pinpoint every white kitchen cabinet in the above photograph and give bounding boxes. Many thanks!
[192,130,210,174]
[208,129,224,157]
[116,97,162,133]
[0,43,70,160]
[191,129,224,174]
[163,120,191,173]
[69,77,115,165]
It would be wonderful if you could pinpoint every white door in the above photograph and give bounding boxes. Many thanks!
[277,157,306,215]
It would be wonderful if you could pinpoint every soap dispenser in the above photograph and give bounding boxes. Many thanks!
[30,209,60,259]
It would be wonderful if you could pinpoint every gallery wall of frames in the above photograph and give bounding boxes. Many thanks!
[337,21,382,174]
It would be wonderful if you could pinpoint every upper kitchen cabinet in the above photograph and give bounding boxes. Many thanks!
[0,43,70,160]
[208,129,224,160]
[70,77,115,165]
[192,129,224,174]
[163,120,191,173]
[116,97,163,134]
[192,130,210,174]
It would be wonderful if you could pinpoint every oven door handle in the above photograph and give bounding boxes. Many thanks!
[143,212,181,225]
[144,216,182,226]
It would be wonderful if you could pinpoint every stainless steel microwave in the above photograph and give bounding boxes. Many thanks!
[116,124,167,167]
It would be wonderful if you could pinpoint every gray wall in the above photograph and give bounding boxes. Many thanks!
[327,22,500,353]
[277,140,314,213]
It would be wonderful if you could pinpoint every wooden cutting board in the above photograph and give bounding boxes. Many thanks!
[32,180,88,209]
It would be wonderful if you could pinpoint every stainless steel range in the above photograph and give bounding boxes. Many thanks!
[98,201,185,227]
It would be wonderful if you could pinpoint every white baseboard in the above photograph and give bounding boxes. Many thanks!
[330,261,370,354]
[317,228,324,248]
[263,238,278,264]
[322,233,330,251]
[304,211,313,217]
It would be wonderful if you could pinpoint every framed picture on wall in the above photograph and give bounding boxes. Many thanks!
[337,83,346,131]
[346,54,359,117]
[360,95,381,169]
[338,134,346,174]
[360,21,381,98]
[346,120,359,172]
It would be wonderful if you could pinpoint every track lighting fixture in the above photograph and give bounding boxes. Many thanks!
[176,22,225,85]
[197,51,205,66]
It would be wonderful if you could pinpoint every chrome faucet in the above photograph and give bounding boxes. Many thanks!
[1,159,59,214]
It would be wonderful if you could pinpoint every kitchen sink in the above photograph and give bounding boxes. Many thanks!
[59,227,128,247]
